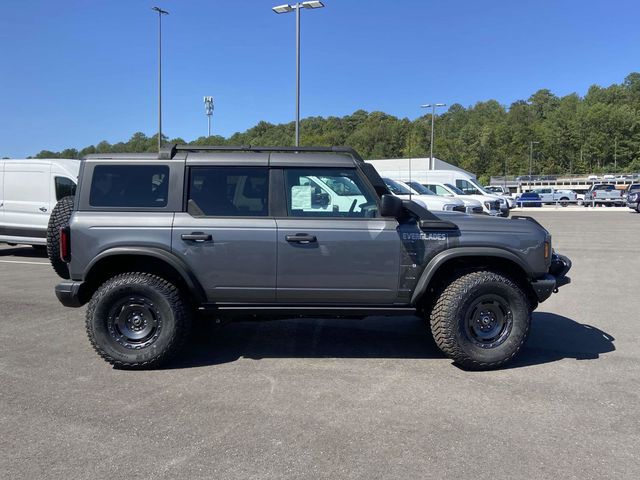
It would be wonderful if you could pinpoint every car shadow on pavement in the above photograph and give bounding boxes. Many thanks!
[0,245,48,258]
[165,312,615,370]
[508,312,615,369]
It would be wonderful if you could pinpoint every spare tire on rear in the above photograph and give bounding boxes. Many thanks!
[47,196,75,279]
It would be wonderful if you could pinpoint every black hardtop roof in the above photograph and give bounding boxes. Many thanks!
[83,145,365,167]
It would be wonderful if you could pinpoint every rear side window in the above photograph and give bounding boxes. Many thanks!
[55,177,76,201]
[187,167,269,217]
[90,165,169,207]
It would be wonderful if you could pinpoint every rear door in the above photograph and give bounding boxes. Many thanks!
[275,167,401,304]
[172,164,277,303]
[2,161,51,239]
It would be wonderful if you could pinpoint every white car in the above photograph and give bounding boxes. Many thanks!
[421,181,505,215]
[406,181,484,214]
[0,158,80,247]
[382,178,466,213]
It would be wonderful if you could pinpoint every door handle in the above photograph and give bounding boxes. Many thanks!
[181,232,212,242]
[285,233,317,244]
[39,207,48,212]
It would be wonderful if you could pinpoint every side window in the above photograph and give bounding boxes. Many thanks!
[284,168,378,218]
[456,179,479,195]
[435,185,449,195]
[90,165,169,207]
[425,184,438,194]
[188,166,268,217]
[55,177,77,201]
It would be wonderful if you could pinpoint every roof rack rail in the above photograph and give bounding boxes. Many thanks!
[157,144,364,161]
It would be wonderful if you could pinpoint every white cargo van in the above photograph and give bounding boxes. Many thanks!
[0,159,80,247]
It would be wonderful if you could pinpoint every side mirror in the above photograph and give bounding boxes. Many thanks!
[380,194,403,217]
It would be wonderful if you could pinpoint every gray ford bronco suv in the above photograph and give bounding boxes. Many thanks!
[49,145,571,370]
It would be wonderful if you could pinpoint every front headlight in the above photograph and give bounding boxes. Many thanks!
[443,203,457,211]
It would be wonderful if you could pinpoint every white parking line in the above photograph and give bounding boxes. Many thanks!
[0,260,49,265]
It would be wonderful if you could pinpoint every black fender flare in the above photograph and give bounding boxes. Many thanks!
[84,247,206,303]
[410,247,534,305]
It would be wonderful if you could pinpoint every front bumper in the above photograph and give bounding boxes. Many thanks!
[628,202,638,210]
[55,281,87,308]
[530,253,572,302]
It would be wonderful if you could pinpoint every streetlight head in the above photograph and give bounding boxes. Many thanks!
[302,1,325,8]
[272,4,294,13]
[152,6,169,15]
[421,104,431,108]
[436,103,446,107]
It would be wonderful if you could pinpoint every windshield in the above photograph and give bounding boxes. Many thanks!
[383,178,412,195]
[445,183,466,195]
[407,181,435,195]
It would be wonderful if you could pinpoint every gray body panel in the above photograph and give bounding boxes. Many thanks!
[67,212,175,281]
[172,214,277,302]
[275,218,401,303]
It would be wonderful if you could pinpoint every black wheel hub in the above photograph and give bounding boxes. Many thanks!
[464,294,513,349]
[107,296,162,349]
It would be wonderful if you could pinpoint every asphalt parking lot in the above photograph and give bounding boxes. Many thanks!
[1,210,639,480]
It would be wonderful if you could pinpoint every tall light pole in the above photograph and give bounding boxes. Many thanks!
[152,6,169,152]
[204,96,214,137]
[529,140,539,190]
[272,1,325,147]
[421,103,446,170]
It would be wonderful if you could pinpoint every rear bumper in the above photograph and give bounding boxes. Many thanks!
[530,253,572,303]
[55,281,86,308]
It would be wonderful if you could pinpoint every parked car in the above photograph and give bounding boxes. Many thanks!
[584,184,625,206]
[406,181,484,214]
[382,178,466,213]
[0,158,79,247]
[422,181,502,215]
[588,175,600,181]
[515,192,543,207]
[363,161,511,216]
[51,145,571,371]
[484,185,512,197]
[531,188,577,207]
[603,174,616,181]
[627,184,640,212]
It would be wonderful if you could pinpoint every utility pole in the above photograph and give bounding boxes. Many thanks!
[272,2,326,147]
[614,137,618,171]
[529,141,539,190]
[420,103,446,170]
[152,7,169,152]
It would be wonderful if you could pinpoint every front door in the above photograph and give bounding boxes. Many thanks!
[276,167,401,304]
[172,166,276,303]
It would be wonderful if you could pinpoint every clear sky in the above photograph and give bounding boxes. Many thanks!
[1,0,639,157]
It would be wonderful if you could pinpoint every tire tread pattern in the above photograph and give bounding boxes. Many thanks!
[85,272,192,369]
[430,270,530,370]
[46,196,74,279]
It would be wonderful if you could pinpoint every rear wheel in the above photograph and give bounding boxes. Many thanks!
[86,273,192,369]
[430,271,531,370]
[46,196,75,279]
[559,197,569,207]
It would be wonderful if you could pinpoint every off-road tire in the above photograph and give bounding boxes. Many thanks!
[559,197,569,207]
[636,204,640,213]
[86,273,192,369]
[46,195,74,279]
[430,271,530,370]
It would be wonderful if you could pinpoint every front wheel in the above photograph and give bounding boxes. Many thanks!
[430,271,531,370]
[560,198,569,207]
[86,273,192,369]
